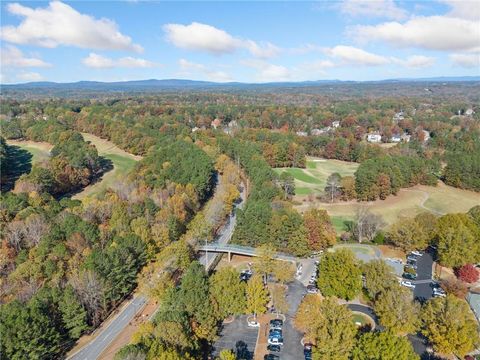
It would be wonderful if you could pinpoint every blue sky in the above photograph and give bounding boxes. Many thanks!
[1,1,479,83]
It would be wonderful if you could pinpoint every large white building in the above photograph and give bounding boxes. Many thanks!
[367,133,382,143]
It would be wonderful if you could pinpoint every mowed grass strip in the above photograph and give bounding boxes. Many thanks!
[73,134,142,199]
[6,140,52,164]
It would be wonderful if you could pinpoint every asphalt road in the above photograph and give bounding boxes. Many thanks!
[212,315,258,360]
[199,181,246,269]
[69,296,147,360]
[413,251,434,302]
[70,181,246,360]
[280,280,306,359]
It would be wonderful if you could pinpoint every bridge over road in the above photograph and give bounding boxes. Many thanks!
[198,243,299,263]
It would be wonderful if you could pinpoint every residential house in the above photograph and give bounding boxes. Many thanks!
[211,118,221,129]
[310,128,325,136]
[367,133,382,143]
[466,108,475,116]
[296,131,308,137]
[331,121,340,128]
[390,134,402,143]
[401,133,411,143]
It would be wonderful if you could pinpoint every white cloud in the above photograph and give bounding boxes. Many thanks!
[1,45,51,67]
[392,55,436,68]
[325,45,389,66]
[17,71,44,82]
[1,1,142,52]
[164,22,279,58]
[178,58,232,82]
[82,53,155,69]
[340,0,408,20]
[300,60,336,73]
[351,16,480,52]
[242,59,291,82]
[443,0,480,21]
[449,53,480,68]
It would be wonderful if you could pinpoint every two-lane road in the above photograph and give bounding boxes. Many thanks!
[69,296,146,360]
[69,181,246,360]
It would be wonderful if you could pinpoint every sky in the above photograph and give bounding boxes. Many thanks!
[1,0,479,84]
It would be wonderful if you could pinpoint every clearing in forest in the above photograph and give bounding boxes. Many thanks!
[275,157,359,196]
[296,181,480,233]
[72,133,142,199]
[6,139,52,164]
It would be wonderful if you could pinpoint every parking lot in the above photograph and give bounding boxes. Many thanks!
[212,315,258,360]
[412,250,434,302]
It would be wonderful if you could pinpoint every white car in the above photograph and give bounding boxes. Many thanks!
[268,337,284,346]
[401,281,415,289]
[410,251,423,257]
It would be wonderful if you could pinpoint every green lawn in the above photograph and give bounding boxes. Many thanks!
[330,216,352,233]
[276,158,360,197]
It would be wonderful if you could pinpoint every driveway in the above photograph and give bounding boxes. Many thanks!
[212,315,258,360]
[413,250,434,302]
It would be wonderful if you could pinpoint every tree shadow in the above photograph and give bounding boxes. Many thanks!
[1,145,32,192]
[61,156,114,199]
[235,340,253,360]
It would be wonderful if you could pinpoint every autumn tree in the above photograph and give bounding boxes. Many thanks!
[387,213,436,252]
[340,176,356,201]
[351,331,419,360]
[362,259,397,299]
[312,297,357,360]
[317,249,362,300]
[421,295,479,357]
[435,213,480,268]
[272,260,296,284]
[374,285,420,335]
[294,294,322,341]
[210,267,246,319]
[456,264,479,283]
[303,208,336,251]
[245,275,269,318]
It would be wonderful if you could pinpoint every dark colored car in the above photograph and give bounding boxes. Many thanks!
[267,344,281,352]
[270,319,283,327]
[264,355,280,360]
[402,272,417,280]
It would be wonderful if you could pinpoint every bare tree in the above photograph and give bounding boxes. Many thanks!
[325,173,342,203]
[6,220,25,251]
[23,214,49,247]
[354,206,384,243]
[70,270,106,327]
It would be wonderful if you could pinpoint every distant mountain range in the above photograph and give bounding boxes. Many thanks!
[2,76,479,91]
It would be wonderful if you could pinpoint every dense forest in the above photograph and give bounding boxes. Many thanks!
[1,87,479,359]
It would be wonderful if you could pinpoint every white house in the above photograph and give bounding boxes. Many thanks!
[367,133,382,143]
[466,108,475,116]
[390,134,402,143]
[422,130,431,142]
[296,131,308,137]
[401,133,411,143]
[331,121,340,128]
[311,128,326,136]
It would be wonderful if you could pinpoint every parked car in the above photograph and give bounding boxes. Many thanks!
[268,337,284,346]
[304,343,313,360]
[307,285,318,294]
[401,280,415,289]
[433,287,446,296]
[264,355,280,360]
[405,263,417,270]
[270,319,283,330]
[267,344,281,353]
[410,250,423,257]
[402,272,417,280]
[269,329,282,338]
